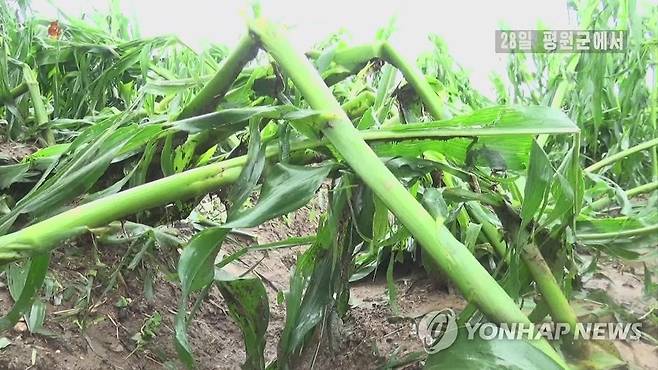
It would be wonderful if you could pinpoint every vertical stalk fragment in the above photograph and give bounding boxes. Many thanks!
[380,42,450,120]
[177,35,259,120]
[22,64,54,145]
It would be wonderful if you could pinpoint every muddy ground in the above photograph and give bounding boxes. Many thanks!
[0,201,464,370]
[0,140,657,369]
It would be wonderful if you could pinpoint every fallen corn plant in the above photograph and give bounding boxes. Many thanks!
[1,1,656,369]
[0,13,581,369]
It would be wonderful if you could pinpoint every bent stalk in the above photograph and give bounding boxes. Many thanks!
[177,35,259,120]
[249,18,565,365]
[379,42,450,120]
[10,81,27,99]
[0,82,27,108]
[311,41,450,119]
[0,161,244,261]
[585,137,658,173]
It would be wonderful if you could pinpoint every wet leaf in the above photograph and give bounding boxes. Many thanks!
[215,271,270,370]
[224,163,332,228]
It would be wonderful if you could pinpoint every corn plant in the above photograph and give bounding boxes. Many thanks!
[495,0,658,261]
[1,1,656,369]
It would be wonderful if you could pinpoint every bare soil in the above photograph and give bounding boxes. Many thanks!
[579,259,658,370]
[0,198,466,370]
[0,139,36,163]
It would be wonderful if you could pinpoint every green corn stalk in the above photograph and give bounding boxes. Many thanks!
[0,159,244,261]
[0,119,570,261]
[650,45,658,180]
[248,17,565,365]
[176,35,259,120]
[172,35,260,165]
[379,42,450,119]
[398,38,581,349]
[585,137,658,173]
[22,64,54,145]
[9,81,27,100]
[311,41,450,119]
[584,180,658,212]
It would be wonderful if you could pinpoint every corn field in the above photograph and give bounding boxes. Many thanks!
[0,0,657,369]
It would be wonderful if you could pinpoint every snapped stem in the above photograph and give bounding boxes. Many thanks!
[380,42,450,120]
[249,17,565,366]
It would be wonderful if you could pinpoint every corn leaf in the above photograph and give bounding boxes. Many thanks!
[215,271,269,370]
[424,334,564,370]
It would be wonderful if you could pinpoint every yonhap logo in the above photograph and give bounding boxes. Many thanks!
[415,308,642,352]
[417,308,459,353]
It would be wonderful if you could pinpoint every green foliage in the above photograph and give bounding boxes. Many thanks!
[224,163,333,228]
[425,333,564,370]
[132,311,162,349]
[0,254,49,330]
[0,1,656,369]
[498,0,658,188]
[216,272,270,370]
[175,227,229,368]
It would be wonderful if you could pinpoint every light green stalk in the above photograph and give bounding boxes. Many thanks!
[521,241,577,333]
[0,161,244,261]
[585,137,658,173]
[331,43,381,72]
[248,18,565,366]
[176,35,259,120]
[379,42,450,120]
[10,81,28,99]
[171,36,260,164]
[22,65,54,145]
[583,180,658,212]
[650,45,658,180]
[0,83,27,108]
[312,42,450,120]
